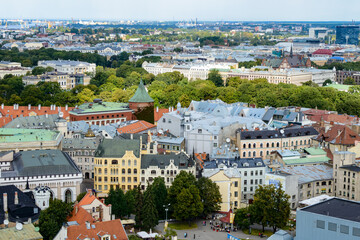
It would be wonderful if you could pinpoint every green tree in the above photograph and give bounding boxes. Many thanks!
[173,185,203,223]
[125,189,136,217]
[196,177,221,216]
[234,208,251,230]
[142,185,159,231]
[322,79,332,86]
[105,187,128,218]
[152,177,168,220]
[207,69,224,87]
[76,192,86,202]
[249,184,290,233]
[167,171,197,206]
[135,185,144,229]
[39,199,73,240]
[344,77,355,85]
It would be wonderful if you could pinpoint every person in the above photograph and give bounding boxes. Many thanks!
[194,234,195,239]
[184,232,187,238]
[210,220,212,225]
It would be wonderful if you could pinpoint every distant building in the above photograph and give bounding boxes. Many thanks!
[38,60,96,75]
[336,70,360,85]
[296,198,360,240]
[309,27,330,39]
[336,25,360,45]
[0,61,31,79]
[23,72,91,89]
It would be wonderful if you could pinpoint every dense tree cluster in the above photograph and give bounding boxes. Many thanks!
[234,184,290,233]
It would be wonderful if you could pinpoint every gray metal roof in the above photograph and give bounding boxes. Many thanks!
[95,138,140,158]
[62,138,99,150]
[239,126,318,140]
[4,114,61,130]
[141,152,194,169]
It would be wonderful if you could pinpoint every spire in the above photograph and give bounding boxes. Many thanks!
[25,177,30,190]
[129,79,154,103]
[290,45,293,58]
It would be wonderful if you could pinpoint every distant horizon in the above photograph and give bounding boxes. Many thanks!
[1,0,359,22]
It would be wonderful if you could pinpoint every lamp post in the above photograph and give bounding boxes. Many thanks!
[163,203,170,228]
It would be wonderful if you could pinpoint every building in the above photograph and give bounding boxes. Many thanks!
[0,128,63,152]
[296,198,360,240]
[309,27,330,39]
[0,150,82,203]
[94,138,141,196]
[0,223,43,240]
[336,70,360,85]
[37,60,96,75]
[0,185,41,224]
[336,25,360,45]
[117,120,156,134]
[203,158,266,201]
[23,72,91,89]
[202,168,241,212]
[55,219,128,240]
[140,152,196,189]
[265,171,299,209]
[69,99,134,125]
[333,151,360,201]
[62,138,100,179]
[128,80,155,124]
[236,126,318,160]
[0,61,31,79]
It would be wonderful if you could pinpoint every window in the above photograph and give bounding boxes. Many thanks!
[128,160,131,166]
[251,171,254,176]
[128,168,131,174]
[234,191,238,197]
[353,227,360,237]
[243,152,246,157]
[243,144,246,149]
[198,129,202,134]
[316,220,325,229]
[253,143,256,148]
[340,225,349,234]
[250,180,253,184]
[104,160,107,165]
[134,169,137,174]
[112,160,118,164]
[244,171,247,176]
[328,222,337,232]
[234,181,238,187]
[244,180,247,185]
[122,169,125,174]
[253,151,256,157]
[122,160,125,166]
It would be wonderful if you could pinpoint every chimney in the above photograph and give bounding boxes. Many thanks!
[131,133,133,140]
[169,107,171,112]
[14,191,18,205]
[1,103,3,109]
[46,114,48,118]
[13,104,16,110]
[28,104,31,110]
[75,205,78,214]
[3,193,7,213]
[65,105,68,111]
[156,106,159,112]
[38,104,41,110]
[87,189,92,196]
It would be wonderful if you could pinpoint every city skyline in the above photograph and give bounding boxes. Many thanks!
[0,0,359,22]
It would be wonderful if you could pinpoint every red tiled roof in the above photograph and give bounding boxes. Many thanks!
[195,153,207,169]
[0,105,74,128]
[303,109,332,116]
[67,219,128,240]
[117,120,155,134]
[312,49,333,55]
[68,206,94,224]
[220,209,233,223]
[316,125,360,145]
[154,108,170,122]
[78,192,97,206]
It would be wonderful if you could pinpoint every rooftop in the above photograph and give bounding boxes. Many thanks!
[70,101,130,115]
[128,80,154,103]
[0,224,42,240]
[280,165,333,184]
[283,156,330,165]
[0,128,60,143]
[301,198,360,223]
[117,120,155,134]
[95,138,140,158]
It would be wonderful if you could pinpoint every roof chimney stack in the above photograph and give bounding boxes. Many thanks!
[87,189,92,196]
[3,193,8,213]
[14,191,18,205]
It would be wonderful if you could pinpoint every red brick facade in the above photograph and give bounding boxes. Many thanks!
[70,110,135,125]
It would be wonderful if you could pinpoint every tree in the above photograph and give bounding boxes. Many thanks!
[167,171,197,206]
[234,208,251,230]
[125,189,136,217]
[249,184,290,233]
[207,69,224,87]
[39,199,73,240]
[76,192,86,202]
[32,66,47,76]
[152,177,168,220]
[173,185,203,223]
[322,79,332,86]
[135,185,144,229]
[196,177,221,216]
[344,77,355,85]
[105,187,128,218]
[142,185,158,231]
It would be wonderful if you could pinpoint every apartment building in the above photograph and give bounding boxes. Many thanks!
[38,60,96,75]
[23,72,91,89]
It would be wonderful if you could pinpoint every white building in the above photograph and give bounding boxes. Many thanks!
[38,60,96,75]
[0,150,82,203]
[0,61,30,79]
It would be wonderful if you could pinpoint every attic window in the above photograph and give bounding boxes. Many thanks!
[198,129,202,134]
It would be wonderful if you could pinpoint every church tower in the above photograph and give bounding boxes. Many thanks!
[128,80,155,123]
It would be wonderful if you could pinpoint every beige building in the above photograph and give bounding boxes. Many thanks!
[0,61,31,79]
[333,151,360,201]
[203,168,241,212]
[94,138,141,197]
[236,127,318,159]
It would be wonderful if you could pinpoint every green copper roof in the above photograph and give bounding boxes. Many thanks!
[0,128,60,143]
[283,156,330,165]
[304,147,326,156]
[70,102,130,115]
[129,80,154,103]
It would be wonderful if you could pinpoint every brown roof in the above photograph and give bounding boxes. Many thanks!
[117,120,155,134]
[68,206,94,224]
[316,125,360,145]
[67,219,128,240]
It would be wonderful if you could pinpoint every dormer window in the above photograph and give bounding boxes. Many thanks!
[198,129,202,134]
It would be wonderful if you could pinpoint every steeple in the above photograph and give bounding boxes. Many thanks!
[129,79,154,103]
[25,177,30,190]
[290,45,293,58]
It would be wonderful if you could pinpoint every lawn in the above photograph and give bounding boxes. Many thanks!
[243,228,273,238]
[168,222,198,230]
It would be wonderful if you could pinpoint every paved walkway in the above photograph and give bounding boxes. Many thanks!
[154,220,268,240]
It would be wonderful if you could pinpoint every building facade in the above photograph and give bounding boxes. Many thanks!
[38,60,96,75]
[336,25,360,45]
[23,72,91,89]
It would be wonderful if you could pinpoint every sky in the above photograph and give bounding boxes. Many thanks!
[0,0,359,22]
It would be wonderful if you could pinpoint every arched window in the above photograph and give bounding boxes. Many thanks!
[266,143,269,148]
[260,143,263,148]
[291,141,294,146]
[248,151,251,157]
[122,168,125,174]
[308,139,311,144]
[104,169,107,174]
[243,152,246,157]
[271,143,274,148]
[296,141,298,146]
[65,189,72,203]
[253,143,256,148]
[134,169,138,174]
[151,170,156,175]
[276,142,279,147]
[300,140,303,145]
[243,144,246,149]
[98,169,102,174]
[266,151,269,155]
[112,160,118,164]
[253,151,256,157]
[128,168,131,174]
[248,144,251,148]
[260,151,263,157]
[104,160,107,165]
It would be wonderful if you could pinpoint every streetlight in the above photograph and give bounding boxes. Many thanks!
[163,204,170,231]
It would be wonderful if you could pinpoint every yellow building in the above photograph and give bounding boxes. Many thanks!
[94,138,141,197]
[203,169,242,212]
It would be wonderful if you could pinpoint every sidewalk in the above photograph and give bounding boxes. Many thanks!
[155,219,268,240]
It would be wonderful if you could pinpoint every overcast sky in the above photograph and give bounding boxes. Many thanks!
[0,0,358,21]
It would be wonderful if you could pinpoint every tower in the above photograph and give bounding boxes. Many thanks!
[128,80,155,123]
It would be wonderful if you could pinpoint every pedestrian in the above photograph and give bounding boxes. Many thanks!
[210,220,212,225]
